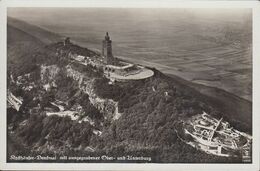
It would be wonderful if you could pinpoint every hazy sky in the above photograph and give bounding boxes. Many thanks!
[8,8,251,23]
[7,8,252,100]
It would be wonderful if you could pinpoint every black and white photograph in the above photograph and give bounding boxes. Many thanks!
[1,0,260,170]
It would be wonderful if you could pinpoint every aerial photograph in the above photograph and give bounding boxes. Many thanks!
[6,8,252,163]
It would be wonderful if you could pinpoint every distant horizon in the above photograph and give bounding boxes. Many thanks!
[7,8,252,101]
[4,3,257,168]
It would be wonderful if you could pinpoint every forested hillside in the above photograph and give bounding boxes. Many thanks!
[7,18,251,163]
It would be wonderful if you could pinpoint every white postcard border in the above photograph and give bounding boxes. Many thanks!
[0,0,259,170]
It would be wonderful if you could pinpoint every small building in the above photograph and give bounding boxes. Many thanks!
[104,62,138,76]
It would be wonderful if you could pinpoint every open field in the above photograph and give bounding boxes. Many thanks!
[8,8,252,100]
[6,8,253,163]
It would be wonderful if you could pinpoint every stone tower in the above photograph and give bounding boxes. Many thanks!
[102,32,114,64]
[64,37,71,46]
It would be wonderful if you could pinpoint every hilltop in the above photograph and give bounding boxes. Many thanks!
[7,17,62,77]
[8,17,61,44]
[7,18,252,163]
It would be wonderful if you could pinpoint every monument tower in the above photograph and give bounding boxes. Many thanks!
[102,32,114,64]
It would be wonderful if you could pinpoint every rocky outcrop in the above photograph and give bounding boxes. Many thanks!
[40,64,121,121]
[65,65,120,120]
[40,65,60,84]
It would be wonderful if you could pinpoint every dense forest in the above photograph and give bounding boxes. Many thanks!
[7,58,248,163]
[7,19,251,163]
